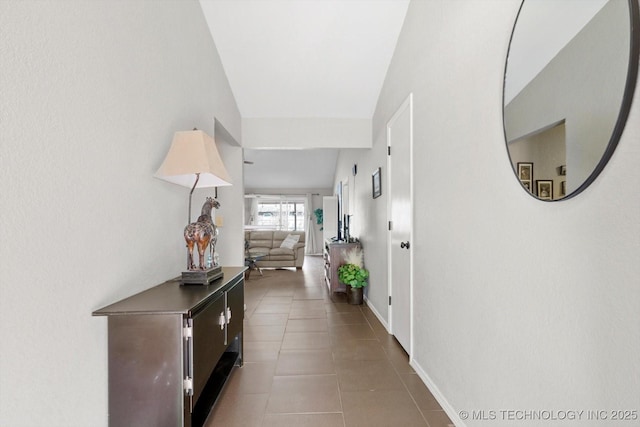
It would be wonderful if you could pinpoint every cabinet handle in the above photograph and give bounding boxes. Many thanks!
[218,312,226,330]
[226,307,232,323]
[400,241,410,249]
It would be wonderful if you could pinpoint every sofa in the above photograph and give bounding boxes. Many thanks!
[244,230,306,269]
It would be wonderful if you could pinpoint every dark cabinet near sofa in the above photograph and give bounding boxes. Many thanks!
[324,240,361,293]
[93,267,246,427]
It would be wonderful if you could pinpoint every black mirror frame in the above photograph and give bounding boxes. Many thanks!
[503,0,640,202]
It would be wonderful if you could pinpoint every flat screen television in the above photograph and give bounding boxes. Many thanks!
[336,181,342,241]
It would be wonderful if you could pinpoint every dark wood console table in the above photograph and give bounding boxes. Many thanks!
[323,240,361,293]
[93,266,246,427]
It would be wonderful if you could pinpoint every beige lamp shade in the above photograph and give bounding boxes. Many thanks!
[155,130,232,188]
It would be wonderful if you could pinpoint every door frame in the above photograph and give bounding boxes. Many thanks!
[386,93,414,359]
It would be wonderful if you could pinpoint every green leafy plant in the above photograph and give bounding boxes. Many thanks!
[314,208,323,230]
[337,263,369,288]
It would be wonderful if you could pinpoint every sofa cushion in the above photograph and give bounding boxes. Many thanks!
[268,247,295,260]
[273,230,305,246]
[248,231,273,249]
[280,234,300,249]
[247,247,271,257]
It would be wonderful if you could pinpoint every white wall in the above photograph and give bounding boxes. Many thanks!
[213,120,245,266]
[332,149,389,322]
[0,1,241,425]
[336,0,640,425]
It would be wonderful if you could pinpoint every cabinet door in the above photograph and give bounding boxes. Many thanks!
[191,294,226,402]
[331,245,346,292]
[108,314,183,427]
[225,278,244,344]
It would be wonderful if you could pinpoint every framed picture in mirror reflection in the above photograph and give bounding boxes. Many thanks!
[517,162,533,192]
[536,180,553,200]
[517,162,533,180]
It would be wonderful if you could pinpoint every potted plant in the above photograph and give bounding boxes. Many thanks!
[337,248,368,305]
[313,208,323,230]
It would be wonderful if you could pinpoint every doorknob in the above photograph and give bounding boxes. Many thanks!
[400,241,410,249]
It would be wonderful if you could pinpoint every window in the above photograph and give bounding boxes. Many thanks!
[246,197,305,231]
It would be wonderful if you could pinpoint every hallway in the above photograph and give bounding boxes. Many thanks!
[206,256,453,427]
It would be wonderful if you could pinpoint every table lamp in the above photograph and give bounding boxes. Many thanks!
[155,129,232,283]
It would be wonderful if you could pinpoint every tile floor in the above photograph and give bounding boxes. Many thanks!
[205,256,454,427]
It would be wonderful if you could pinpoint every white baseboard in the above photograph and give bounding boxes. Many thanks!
[365,296,462,426]
[410,359,466,427]
[363,295,389,331]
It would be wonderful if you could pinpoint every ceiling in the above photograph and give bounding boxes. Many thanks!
[243,148,339,190]
[199,0,410,190]
[199,0,410,118]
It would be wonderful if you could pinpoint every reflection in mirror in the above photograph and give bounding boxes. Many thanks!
[503,0,639,201]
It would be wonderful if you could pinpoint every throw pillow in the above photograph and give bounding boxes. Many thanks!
[280,234,300,250]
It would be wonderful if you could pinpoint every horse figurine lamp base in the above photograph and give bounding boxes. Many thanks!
[181,196,224,285]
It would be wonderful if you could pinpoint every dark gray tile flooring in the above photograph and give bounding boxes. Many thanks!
[205,256,454,427]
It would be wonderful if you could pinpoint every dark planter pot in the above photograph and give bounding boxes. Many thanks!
[346,285,364,305]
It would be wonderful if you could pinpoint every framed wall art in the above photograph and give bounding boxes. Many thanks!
[517,162,533,180]
[517,162,533,192]
[372,167,381,199]
[536,180,553,200]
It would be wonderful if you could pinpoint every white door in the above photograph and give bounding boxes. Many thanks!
[387,94,413,355]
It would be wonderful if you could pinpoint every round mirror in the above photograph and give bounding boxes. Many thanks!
[503,0,639,201]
